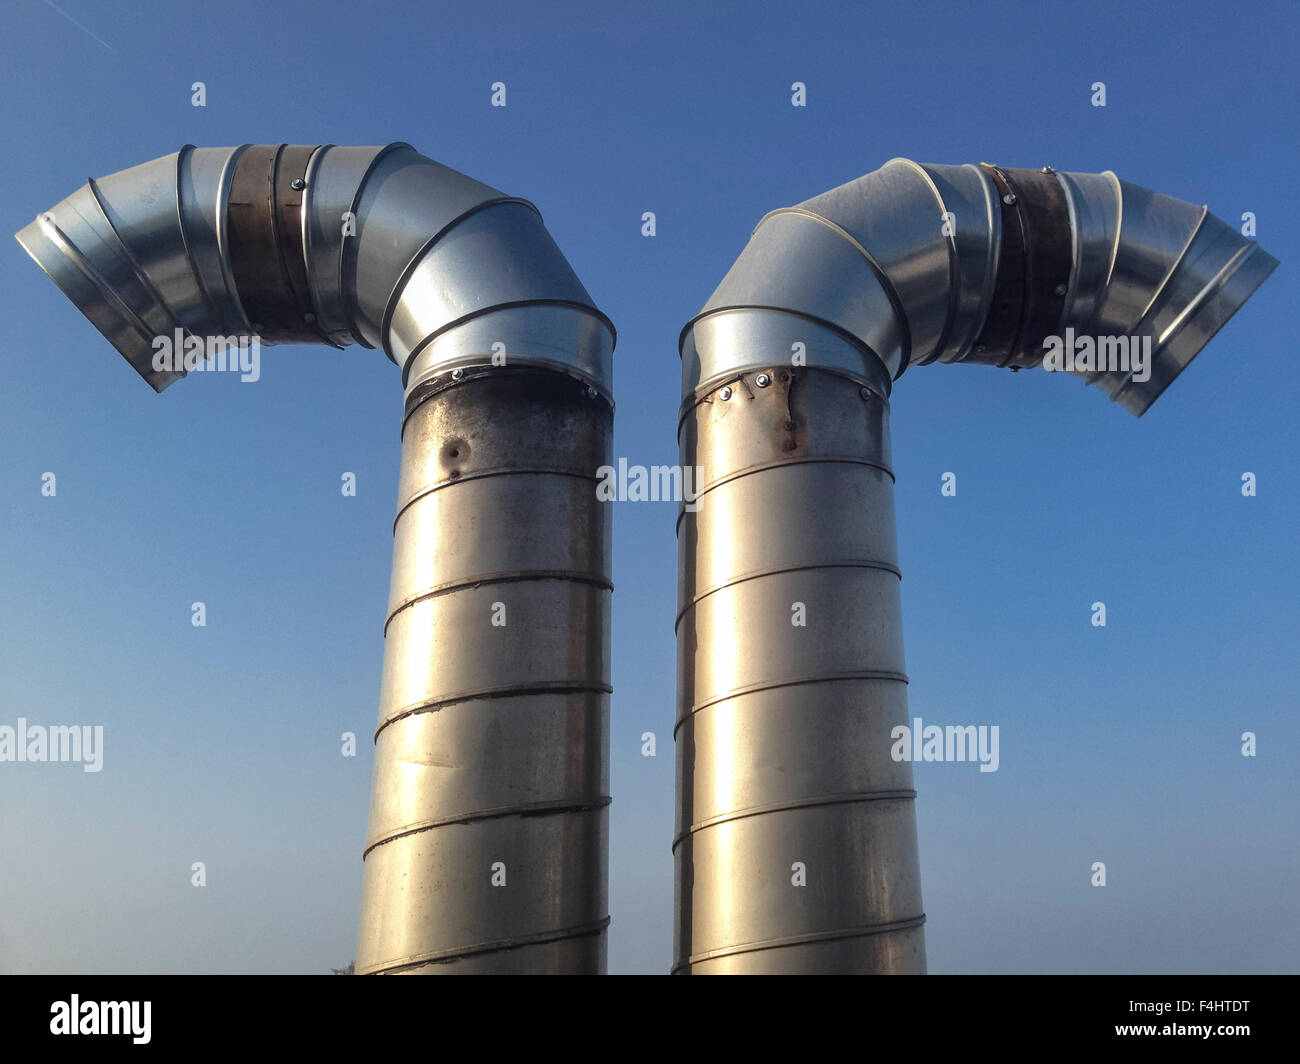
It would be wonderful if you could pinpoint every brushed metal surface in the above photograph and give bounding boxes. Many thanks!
[358,368,612,974]
[15,143,615,395]
[675,365,924,973]
[682,159,1277,413]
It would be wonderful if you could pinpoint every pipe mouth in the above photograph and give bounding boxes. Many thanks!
[14,146,260,393]
[16,209,188,392]
[1048,172,1280,416]
[1103,240,1278,417]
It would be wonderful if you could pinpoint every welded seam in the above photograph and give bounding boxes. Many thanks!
[955,161,1004,364]
[673,914,927,973]
[173,145,228,331]
[214,144,254,331]
[678,306,898,397]
[1080,170,1125,340]
[671,789,918,853]
[1156,242,1260,347]
[894,158,962,366]
[34,215,156,344]
[679,457,897,519]
[680,361,892,430]
[297,144,335,339]
[392,466,602,530]
[267,145,294,321]
[1083,204,1208,388]
[394,298,618,383]
[685,360,891,415]
[401,361,614,423]
[85,177,181,328]
[361,917,611,974]
[1112,242,1260,406]
[673,561,902,633]
[376,196,539,365]
[1134,206,1210,330]
[1101,172,1125,292]
[335,142,410,347]
[675,671,909,737]
[755,206,915,373]
[384,571,613,636]
[1053,170,1083,337]
[363,797,612,859]
[376,682,613,742]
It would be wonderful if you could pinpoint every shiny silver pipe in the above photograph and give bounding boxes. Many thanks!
[16,143,615,974]
[675,161,1276,974]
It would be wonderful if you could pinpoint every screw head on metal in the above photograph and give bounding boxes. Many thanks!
[451,368,465,381]
[1041,165,1056,174]
[1002,193,1017,205]
[302,311,316,323]
[586,386,598,399]
[1053,283,1068,297]
[719,386,733,401]
[859,387,872,400]
[755,373,771,388]
[291,178,306,191]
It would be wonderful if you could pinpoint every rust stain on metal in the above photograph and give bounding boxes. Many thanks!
[779,366,801,455]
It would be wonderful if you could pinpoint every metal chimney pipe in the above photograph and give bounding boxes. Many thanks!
[674,160,1277,974]
[16,143,615,974]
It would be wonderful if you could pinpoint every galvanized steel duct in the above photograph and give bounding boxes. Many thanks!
[674,161,1276,974]
[16,143,615,974]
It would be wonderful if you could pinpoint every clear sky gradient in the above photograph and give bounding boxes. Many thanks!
[0,0,1296,973]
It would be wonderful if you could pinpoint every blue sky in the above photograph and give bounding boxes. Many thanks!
[0,0,1295,973]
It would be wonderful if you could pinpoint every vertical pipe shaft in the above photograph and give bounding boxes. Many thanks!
[356,366,612,974]
[674,352,925,974]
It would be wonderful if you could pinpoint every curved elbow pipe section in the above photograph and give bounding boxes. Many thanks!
[683,159,1276,415]
[17,144,614,974]
[16,142,612,398]
[674,161,1275,974]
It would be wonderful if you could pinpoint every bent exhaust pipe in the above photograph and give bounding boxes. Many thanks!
[17,143,615,974]
[674,161,1276,974]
